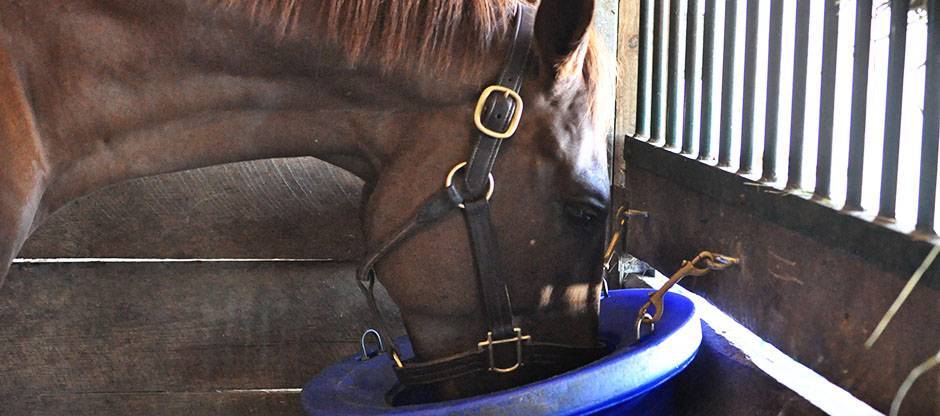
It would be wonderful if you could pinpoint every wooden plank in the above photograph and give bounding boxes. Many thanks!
[0,262,403,396]
[3,391,301,416]
[615,0,640,138]
[673,325,825,416]
[624,166,939,415]
[20,158,364,260]
[625,139,940,289]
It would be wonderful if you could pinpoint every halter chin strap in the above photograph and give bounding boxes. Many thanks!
[355,3,607,394]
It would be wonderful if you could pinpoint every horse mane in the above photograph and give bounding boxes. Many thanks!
[211,0,612,127]
[210,0,516,71]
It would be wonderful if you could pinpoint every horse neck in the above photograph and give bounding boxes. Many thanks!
[0,1,501,215]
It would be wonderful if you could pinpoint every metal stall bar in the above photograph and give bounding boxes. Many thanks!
[682,0,703,155]
[917,1,939,234]
[651,0,668,144]
[879,0,908,220]
[636,0,653,139]
[738,0,760,174]
[698,0,718,161]
[845,0,873,211]
[786,0,812,190]
[666,0,687,149]
[717,0,739,167]
[761,0,784,183]
[815,0,840,200]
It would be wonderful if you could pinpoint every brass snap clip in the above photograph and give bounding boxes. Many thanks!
[635,251,739,340]
[603,206,649,273]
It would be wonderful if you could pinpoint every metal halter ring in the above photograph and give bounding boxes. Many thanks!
[445,161,495,209]
[359,329,386,361]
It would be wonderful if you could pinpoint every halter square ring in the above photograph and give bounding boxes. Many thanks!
[474,85,524,139]
[477,327,531,373]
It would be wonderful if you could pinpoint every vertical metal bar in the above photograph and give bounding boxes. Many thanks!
[636,0,653,139]
[761,0,784,182]
[917,0,939,234]
[815,0,840,200]
[682,0,702,155]
[666,0,687,149]
[786,0,812,190]
[738,0,760,174]
[879,0,908,220]
[717,0,738,167]
[698,0,718,161]
[651,0,668,144]
[845,0,873,211]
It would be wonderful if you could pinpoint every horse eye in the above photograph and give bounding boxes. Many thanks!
[563,203,601,227]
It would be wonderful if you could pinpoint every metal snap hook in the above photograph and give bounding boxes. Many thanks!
[635,313,655,341]
[638,251,739,326]
[359,329,386,361]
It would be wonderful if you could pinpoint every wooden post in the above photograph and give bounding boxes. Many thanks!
[616,0,641,140]
[611,0,641,288]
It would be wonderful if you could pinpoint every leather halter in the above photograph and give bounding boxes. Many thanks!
[355,3,607,398]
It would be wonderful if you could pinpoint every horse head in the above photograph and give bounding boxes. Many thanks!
[0,0,610,403]
[360,0,612,401]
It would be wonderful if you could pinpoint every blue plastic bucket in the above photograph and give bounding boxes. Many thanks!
[301,289,701,415]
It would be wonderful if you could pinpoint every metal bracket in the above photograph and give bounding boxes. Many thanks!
[604,206,650,272]
[477,327,532,373]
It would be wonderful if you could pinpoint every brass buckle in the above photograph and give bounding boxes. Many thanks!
[477,327,531,373]
[474,85,524,139]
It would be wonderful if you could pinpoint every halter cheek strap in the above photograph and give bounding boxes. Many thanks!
[354,3,607,394]
[457,3,535,343]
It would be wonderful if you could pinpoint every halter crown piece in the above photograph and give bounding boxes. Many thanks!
[354,3,607,397]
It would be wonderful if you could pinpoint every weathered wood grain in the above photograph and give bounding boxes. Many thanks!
[1,257,835,415]
[674,326,825,416]
[615,0,639,138]
[3,391,301,416]
[21,158,364,260]
[0,262,402,404]
[625,166,939,415]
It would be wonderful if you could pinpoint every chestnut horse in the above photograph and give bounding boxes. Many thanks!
[0,0,611,400]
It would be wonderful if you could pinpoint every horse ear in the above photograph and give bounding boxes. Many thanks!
[533,0,595,78]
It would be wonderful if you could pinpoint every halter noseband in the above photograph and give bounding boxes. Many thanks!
[355,3,607,397]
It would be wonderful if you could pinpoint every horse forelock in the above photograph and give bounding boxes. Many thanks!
[211,0,612,128]
[581,29,614,133]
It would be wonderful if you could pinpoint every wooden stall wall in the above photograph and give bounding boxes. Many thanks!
[623,142,940,415]
[20,158,364,260]
[1,159,403,415]
[613,0,939,413]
